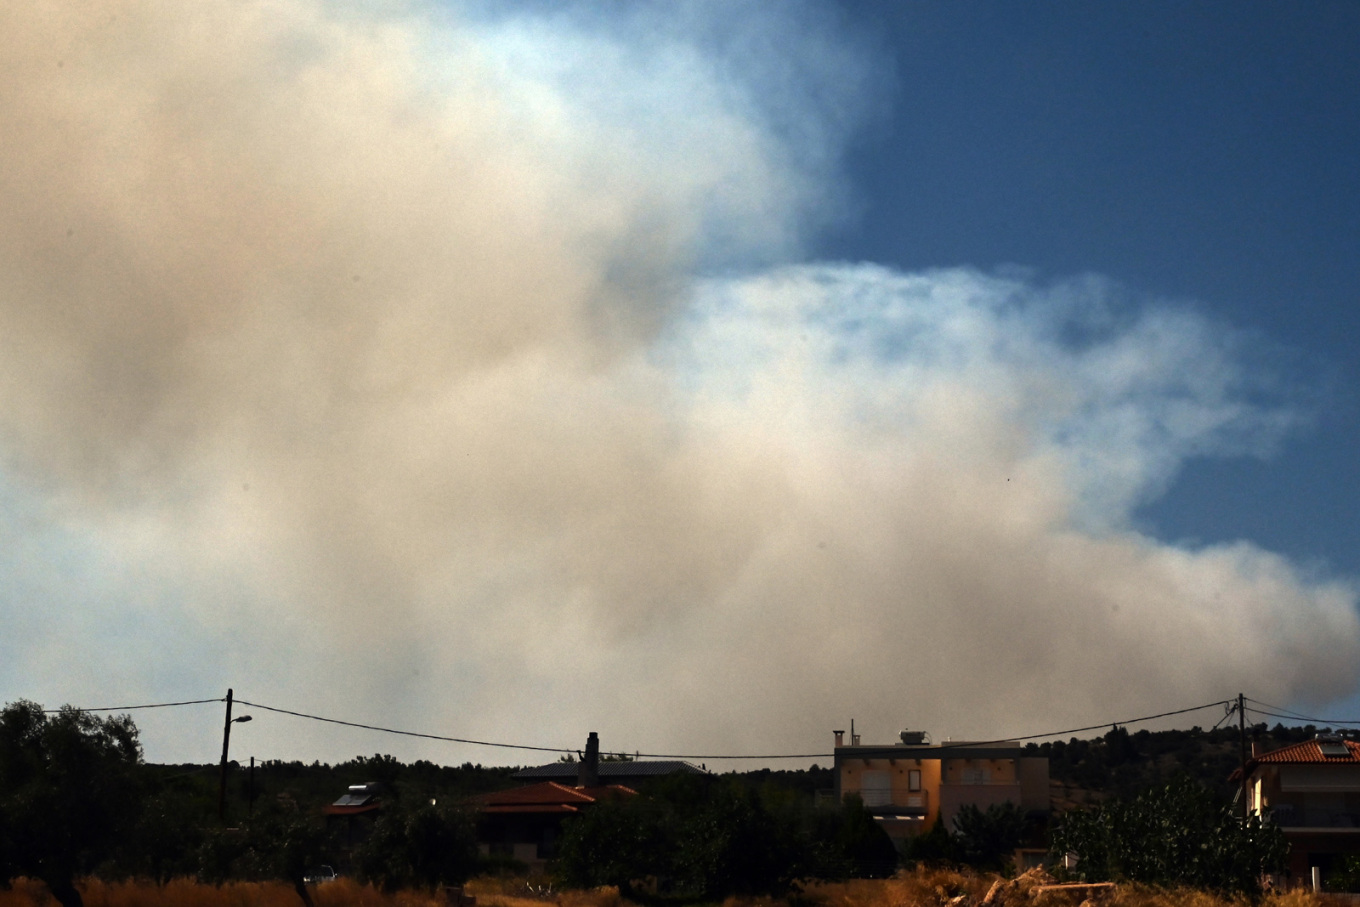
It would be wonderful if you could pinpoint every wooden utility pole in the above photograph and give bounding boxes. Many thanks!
[218,688,234,821]
[1239,692,1249,824]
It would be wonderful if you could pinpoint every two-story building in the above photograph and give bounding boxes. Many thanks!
[1235,735,1360,880]
[832,727,1049,848]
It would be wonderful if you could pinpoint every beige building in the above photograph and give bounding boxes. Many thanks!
[1235,735,1360,881]
[832,728,1049,844]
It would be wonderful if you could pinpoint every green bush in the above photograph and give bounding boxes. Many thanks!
[952,802,1027,871]
[556,778,895,898]
[355,802,478,892]
[1050,775,1286,896]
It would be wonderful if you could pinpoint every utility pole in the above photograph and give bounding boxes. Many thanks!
[219,688,234,821]
[1239,692,1249,824]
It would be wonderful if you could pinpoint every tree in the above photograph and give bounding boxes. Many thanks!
[0,701,143,907]
[806,795,899,879]
[355,802,479,892]
[1051,775,1287,896]
[556,776,811,898]
[673,784,803,897]
[952,802,1028,871]
[197,810,333,907]
[555,796,670,894]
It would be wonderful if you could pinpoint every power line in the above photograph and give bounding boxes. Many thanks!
[235,698,830,760]
[41,697,224,714]
[234,699,581,756]
[1241,696,1297,714]
[1243,696,1360,726]
[1243,704,1360,727]
[26,692,1277,761]
[1208,702,1237,732]
[959,700,1233,748]
[240,696,1233,760]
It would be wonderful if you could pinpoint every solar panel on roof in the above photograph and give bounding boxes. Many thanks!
[1317,736,1350,758]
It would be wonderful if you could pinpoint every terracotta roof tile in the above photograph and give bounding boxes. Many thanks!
[1253,739,1360,764]
[474,781,637,810]
[1234,738,1360,780]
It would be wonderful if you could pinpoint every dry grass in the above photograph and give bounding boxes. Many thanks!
[0,872,1345,907]
[464,878,623,907]
[0,877,453,907]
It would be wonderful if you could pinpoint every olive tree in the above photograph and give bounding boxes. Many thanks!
[0,701,142,907]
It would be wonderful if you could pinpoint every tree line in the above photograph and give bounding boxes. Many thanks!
[0,701,1296,906]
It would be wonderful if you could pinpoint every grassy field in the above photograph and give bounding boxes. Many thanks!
[0,871,1336,907]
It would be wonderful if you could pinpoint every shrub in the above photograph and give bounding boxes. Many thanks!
[1050,774,1286,895]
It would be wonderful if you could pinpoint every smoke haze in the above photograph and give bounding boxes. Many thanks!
[0,0,1355,762]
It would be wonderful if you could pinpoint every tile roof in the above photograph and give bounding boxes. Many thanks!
[1233,737,1360,781]
[1252,738,1360,765]
[474,781,637,814]
[323,802,382,816]
[513,760,705,781]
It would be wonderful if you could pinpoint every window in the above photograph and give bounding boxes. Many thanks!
[861,770,892,807]
[908,769,921,792]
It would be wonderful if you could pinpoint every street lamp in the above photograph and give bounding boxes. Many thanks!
[218,688,253,821]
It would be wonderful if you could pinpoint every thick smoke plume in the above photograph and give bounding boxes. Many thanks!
[0,1,1355,762]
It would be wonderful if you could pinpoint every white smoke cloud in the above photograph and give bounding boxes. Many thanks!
[0,0,1353,763]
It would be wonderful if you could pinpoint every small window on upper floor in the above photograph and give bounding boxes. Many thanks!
[908,769,921,792]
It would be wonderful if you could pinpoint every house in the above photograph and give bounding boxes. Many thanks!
[512,758,706,787]
[474,780,637,868]
[1234,734,1360,880]
[474,732,637,871]
[832,726,1049,849]
[323,781,384,847]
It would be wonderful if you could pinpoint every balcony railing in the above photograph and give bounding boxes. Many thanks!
[1271,810,1360,828]
[863,791,929,816]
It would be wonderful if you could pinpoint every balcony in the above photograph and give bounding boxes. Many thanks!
[864,790,929,817]
[1269,805,1360,829]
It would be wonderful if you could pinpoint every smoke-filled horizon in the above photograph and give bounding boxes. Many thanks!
[1,0,1356,765]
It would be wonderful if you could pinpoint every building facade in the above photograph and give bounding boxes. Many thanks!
[1237,735,1360,881]
[832,728,1049,845]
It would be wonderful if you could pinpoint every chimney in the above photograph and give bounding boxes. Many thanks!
[834,730,845,747]
[577,732,600,788]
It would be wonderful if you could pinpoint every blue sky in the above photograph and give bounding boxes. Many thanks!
[1,1,1359,764]
[822,1,1360,579]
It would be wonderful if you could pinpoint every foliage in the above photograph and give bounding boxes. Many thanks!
[1325,855,1360,892]
[554,796,669,893]
[355,802,479,893]
[0,700,143,907]
[824,795,900,879]
[557,777,895,898]
[198,808,334,906]
[951,802,1028,871]
[110,787,208,884]
[901,816,958,867]
[674,782,804,897]
[1050,774,1286,895]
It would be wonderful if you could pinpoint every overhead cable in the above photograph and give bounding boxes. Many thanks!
[235,698,829,759]
[1243,704,1360,727]
[1208,703,1237,732]
[235,699,591,756]
[1244,696,1360,725]
[956,700,1233,749]
[29,693,1269,761]
[238,696,1233,760]
[41,697,224,714]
